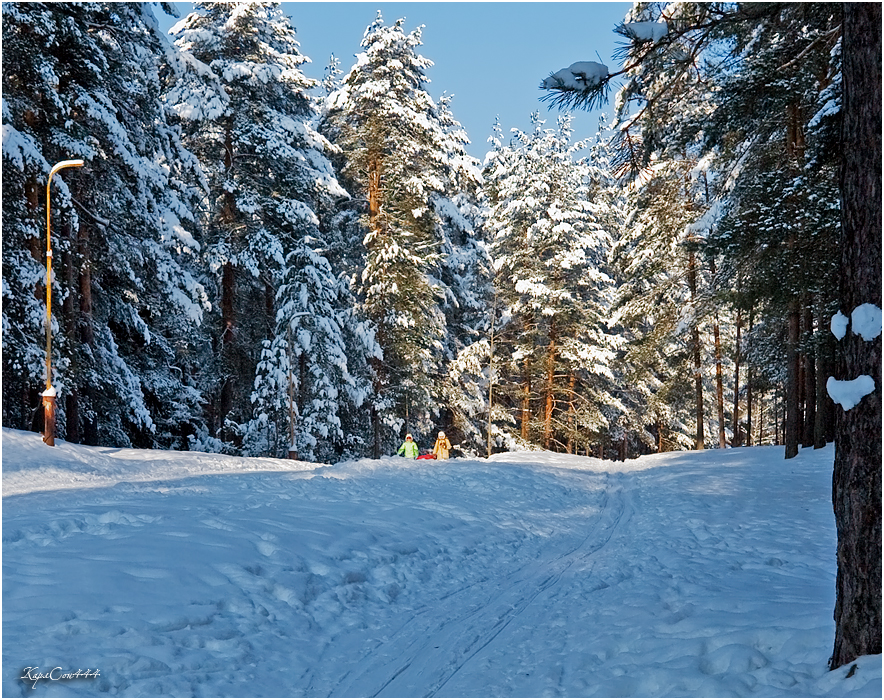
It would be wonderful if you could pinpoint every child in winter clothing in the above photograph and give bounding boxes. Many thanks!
[432,431,452,460]
[397,434,420,459]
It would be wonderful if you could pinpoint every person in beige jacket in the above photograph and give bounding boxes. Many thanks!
[432,431,452,460]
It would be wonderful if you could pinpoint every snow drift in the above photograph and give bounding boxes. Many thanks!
[2,428,880,697]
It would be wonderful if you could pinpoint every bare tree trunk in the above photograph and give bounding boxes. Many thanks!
[371,402,380,460]
[218,124,238,437]
[687,251,704,449]
[746,373,753,446]
[732,309,742,446]
[784,301,801,459]
[566,373,576,454]
[713,315,726,448]
[773,388,779,446]
[831,2,882,669]
[784,95,805,460]
[77,223,94,346]
[544,323,556,450]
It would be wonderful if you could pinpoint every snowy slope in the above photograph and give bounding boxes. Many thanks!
[2,428,881,697]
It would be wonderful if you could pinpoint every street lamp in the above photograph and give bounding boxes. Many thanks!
[43,159,84,446]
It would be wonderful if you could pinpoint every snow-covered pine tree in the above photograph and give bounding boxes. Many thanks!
[427,94,493,451]
[484,114,620,453]
[321,13,489,457]
[170,1,366,455]
[2,2,209,448]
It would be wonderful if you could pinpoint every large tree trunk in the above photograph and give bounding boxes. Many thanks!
[830,2,882,669]
[784,301,801,459]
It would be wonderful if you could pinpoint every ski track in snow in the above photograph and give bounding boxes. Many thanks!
[2,428,881,698]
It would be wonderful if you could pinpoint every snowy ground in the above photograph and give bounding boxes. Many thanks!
[2,428,881,697]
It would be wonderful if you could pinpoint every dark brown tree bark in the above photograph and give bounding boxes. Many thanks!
[830,2,882,670]
[784,301,801,459]
[77,223,94,346]
[371,402,380,460]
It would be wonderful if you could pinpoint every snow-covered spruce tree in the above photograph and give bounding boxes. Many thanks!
[484,114,620,453]
[2,2,209,448]
[246,244,379,462]
[170,2,370,456]
[321,13,489,457]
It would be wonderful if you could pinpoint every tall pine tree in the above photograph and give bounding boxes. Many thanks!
[322,13,488,456]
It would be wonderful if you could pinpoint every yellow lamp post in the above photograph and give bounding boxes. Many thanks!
[43,158,84,446]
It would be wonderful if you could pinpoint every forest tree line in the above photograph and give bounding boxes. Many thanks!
[0,1,864,464]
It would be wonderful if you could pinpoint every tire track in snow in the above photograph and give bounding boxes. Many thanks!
[328,474,631,698]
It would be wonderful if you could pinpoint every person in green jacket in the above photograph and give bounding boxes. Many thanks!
[397,433,419,459]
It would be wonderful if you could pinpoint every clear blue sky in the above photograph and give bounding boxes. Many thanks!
[159,2,633,160]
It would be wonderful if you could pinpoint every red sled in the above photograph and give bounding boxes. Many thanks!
[417,453,436,460]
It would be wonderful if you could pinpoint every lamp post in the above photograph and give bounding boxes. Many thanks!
[43,159,84,446]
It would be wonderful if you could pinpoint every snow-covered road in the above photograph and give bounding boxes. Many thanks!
[2,428,880,697]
